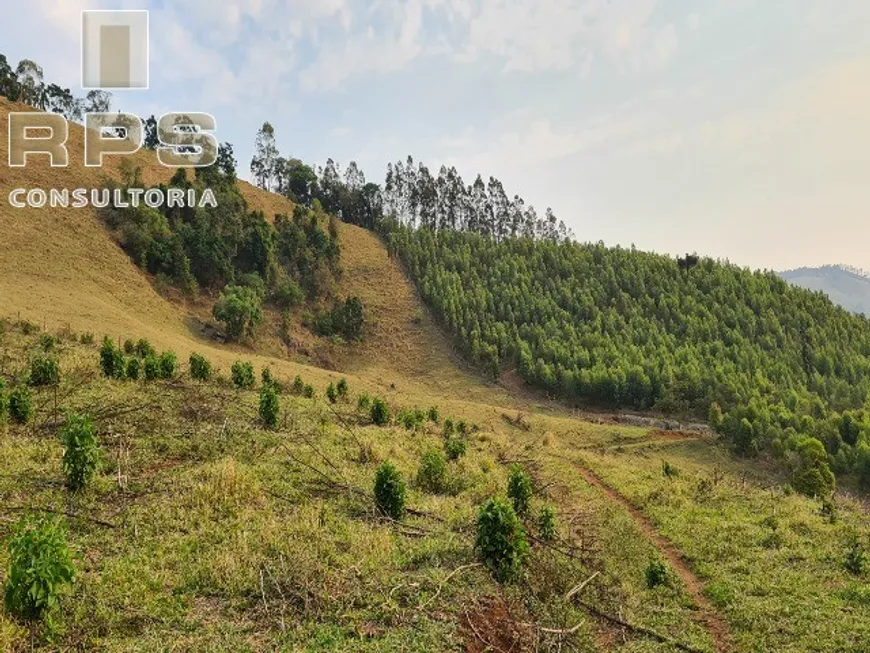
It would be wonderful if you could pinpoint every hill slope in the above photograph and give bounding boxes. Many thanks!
[780,265,870,315]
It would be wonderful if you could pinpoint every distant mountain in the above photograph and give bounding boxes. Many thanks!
[779,265,870,315]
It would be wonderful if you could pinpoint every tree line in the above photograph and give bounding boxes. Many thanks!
[248,122,572,242]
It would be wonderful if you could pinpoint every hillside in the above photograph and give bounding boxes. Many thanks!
[780,265,870,315]
[3,96,870,653]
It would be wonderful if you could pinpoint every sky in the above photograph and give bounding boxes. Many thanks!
[2,0,870,272]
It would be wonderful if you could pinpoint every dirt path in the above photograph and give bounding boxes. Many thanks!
[574,464,734,653]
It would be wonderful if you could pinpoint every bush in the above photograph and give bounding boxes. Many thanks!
[143,355,160,381]
[443,418,456,438]
[292,375,305,395]
[80,332,95,345]
[791,437,836,498]
[326,382,338,404]
[213,284,263,341]
[374,462,406,520]
[662,460,679,478]
[29,356,60,387]
[39,333,58,352]
[507,464,532,517]
[538,506,557,541]
[60,413,101,491]
[475,497,529,582]
[99,337,124,379]
[303,383,315,398]
[3,514,76,627]
[0,380,7,422]
[417,449,447,494]
[125,357,140,380]
[645,560,669,588]
[370,398,390,426]
[135,338,155,358]
[123,339,136,355]
[259,385,280,429]
[9,386,33,424]
[427,406,440,423]
[158,351,177,379]
[231,361,255,389]
[336,377,348,398]
[845,541,867,576]
[445,437,467,461]
[273,278,303,309]
[357,392,371,412]
[189,353,212,381]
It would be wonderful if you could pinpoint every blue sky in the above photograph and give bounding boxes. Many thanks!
[3,0,870,271]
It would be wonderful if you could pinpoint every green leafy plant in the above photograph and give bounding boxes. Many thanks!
[0,379,8,422]
[662,460,679,478]
[143,355,160,381]
[123,339,136,355]
[292,375,305,395]
[475,497,529,583]
[427,406,440,423]
[29,356,59,387]
[158,351,177,379]
[645,560,670,589]
[445,436,467,461]
[845,540,867,576]
[79,333,95,345]
[125,357,140,380]
[326,382,338,404]
[99,337,125,379]
[357,392,371,412]
[442,418,456,438]
[189,353,212,381]
[370,398,390,426]
[135,338,155,358]
[4,514,76,628]
[261,368,281,391]
[60,413,101,491]
[374,462,406,520]
[336,377,348,398]
[303,383,315,399]
[416,449,447,494]
[507,464,532,517]
[259,384,280,429]
[9,385,33,424]
[213,284,263,341]
[538,506,557,541]
[39,333,58,352]
[231,361,255,390]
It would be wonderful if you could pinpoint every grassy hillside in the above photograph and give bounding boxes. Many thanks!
[3,98,870,652]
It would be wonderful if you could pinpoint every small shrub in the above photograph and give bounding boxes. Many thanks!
[457,420,469,436]
[336,377,348,398]
[60,413,101,491]
[292,375,305,395]
[261,368,281,391]
[18,320,39,335]
[662,460,679,478]
[259,385,280,429]
[303,383,315,398]
[79,332,95,345]
[39,333,58,352]
[370,398,390,426]
[374,462,406,520]
[189,353,212,381]
[0,380,7,422]
[326,382,338,404]
[443,418,456,438]
[135,338,155,358]
[445,436,467,461]
[143,355,160,381]
[845,541,867,576]
[475,497,529,583]
[231,361,255,390]
[821,499,838,524]
[507,464,532,517]
[9,386,33,424]
[3,514,76,627]
[158,351,177,379]
[29,356,60,387]
[704,582,733,608]
[357,392,371,412]
[122,339,136,355]
[645,560,669,588]
[427,406,440,423]
[125,357,140,380]
[99,337,124,379]
[416,449,447,494]
[538,506,557,541]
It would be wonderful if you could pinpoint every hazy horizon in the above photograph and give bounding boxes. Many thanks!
[2,0,869,272]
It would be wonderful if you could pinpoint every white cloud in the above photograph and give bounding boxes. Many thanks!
[687,13,700,31]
